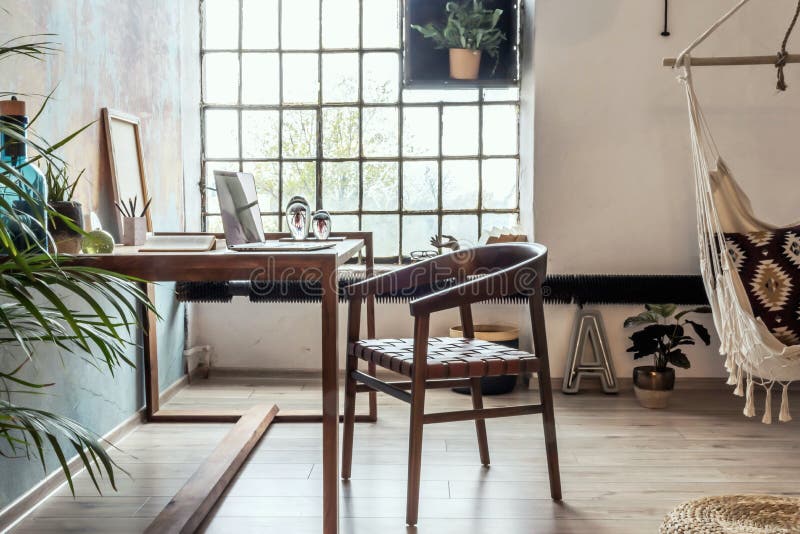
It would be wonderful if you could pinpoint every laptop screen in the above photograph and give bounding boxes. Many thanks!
[213,171,264,246]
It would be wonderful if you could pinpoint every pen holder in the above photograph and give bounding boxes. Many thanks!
[122,217,147,246]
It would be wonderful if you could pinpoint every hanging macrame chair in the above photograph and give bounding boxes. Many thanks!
[673,0,800,423]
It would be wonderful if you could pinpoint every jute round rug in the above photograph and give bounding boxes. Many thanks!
[660,495,800,534]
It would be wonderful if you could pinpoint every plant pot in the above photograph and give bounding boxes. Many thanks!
[122,216,147,246]
[450,324,520,395]
[633,366,675,409]
[48,200,83,254]
[449,48,482,80]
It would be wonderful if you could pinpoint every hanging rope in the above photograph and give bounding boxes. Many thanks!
[661,0,671,37]
[776,0,800,91]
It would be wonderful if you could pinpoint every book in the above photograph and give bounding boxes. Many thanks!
[138,235,216,252]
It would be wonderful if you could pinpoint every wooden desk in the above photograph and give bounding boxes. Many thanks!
[71,232,375,534]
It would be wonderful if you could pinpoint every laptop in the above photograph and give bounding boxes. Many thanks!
[213,171,335,252]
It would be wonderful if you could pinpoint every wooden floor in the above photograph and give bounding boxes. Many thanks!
[11,375,800,533]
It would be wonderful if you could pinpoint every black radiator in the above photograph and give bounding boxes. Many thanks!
[175,274,709,306]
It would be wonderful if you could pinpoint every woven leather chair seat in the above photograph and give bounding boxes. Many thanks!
[349,337,539,380]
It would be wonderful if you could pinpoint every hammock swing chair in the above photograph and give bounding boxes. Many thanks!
[668,0,800,423]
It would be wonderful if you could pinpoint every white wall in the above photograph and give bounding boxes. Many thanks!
[190,0,800,380]
[534,0,800,274]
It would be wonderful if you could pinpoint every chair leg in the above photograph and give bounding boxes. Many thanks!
[470,377,490,466]
[537,371,562,500]
[341,355,358,480]
[368,361,378,422]
[406,376,426,525]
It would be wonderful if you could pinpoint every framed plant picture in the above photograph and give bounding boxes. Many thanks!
[102,108,153,234]
[403,0,521,87]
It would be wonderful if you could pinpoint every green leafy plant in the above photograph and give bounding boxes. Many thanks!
[45,161,84,202]
[1,30,155,495]
[411,0,506,72]
[624,304,713,371]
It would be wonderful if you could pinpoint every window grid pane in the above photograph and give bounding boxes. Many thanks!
[201,0,520,262]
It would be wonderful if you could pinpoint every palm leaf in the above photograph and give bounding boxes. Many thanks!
[0,21,151,498]
[0,401,126,495]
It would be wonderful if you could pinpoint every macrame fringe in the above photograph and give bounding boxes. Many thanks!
[733,366,744,397]
[762,384,773,425]
[780,383,792,423]
[744,377,755,418]
[725,357,738,386]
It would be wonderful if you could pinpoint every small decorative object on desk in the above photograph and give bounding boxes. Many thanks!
[285,195,310,240]
[45,162,85,254]
[115,196,151,246]
[312,210,331,240]
[81,213,115,254]
[122,217,147,246]
[430,234,460,251]
[480,225,527,244]
[410,250,437,262]
[624,304,712,409]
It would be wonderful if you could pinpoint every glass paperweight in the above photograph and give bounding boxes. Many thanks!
[81,229,115,254]
[312,210,331,240]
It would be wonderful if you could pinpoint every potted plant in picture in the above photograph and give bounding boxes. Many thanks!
[624,304,712,409]
[45,162,85,253]
[411,0,506,80]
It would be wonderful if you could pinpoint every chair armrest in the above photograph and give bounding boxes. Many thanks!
[408,261,543,316]
[345,250,469,299]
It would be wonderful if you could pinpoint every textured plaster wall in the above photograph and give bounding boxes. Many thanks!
[0,0,194,511]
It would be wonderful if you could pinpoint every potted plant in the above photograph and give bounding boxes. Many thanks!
[624,304,712,408]
[45,162,85,253]
[411,0,506,80]
[1,27,154,496]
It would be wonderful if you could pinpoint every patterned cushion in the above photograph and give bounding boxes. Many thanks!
[725,225,800,345]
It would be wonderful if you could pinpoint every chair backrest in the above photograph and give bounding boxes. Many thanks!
[346,242,547,305]
[453,243,547,281]
[405,243,548,317]
[425,243,548,291]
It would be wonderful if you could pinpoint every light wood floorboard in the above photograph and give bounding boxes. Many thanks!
[10,375,800,534]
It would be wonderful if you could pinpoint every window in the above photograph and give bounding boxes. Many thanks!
[201,0,520,262]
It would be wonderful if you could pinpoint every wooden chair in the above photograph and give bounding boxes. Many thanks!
[341,243,562,526]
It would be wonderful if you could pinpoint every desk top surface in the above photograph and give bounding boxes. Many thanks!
[70,238,365,282]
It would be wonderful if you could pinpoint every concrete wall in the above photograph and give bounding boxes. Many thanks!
[0,0,195,511]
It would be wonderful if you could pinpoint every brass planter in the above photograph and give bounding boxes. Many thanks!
[633,366,675,409]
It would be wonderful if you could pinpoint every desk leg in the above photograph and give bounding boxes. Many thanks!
[321,265,339,534]
[140,283,160,420]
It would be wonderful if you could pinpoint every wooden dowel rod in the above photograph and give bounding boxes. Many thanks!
[352,370,412,404]
[355,378,471,393]
[423,404,543,425]
[663,54,800,67]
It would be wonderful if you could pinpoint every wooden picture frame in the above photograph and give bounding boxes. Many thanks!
[102,108,153,234]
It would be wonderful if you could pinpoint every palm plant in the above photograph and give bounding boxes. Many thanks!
[1,32,154,494]
[45,161,83,202]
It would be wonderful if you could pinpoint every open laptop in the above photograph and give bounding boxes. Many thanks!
[213,171,335,252]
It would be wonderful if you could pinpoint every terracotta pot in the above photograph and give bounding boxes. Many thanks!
[449,48,482,80]
[633,366,675,409]
[48,200,83,254]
